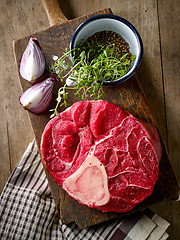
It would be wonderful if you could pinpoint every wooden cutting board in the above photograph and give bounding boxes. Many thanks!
[13,2,179,228]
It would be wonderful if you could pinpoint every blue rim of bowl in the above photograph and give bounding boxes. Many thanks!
[70,14,143,85]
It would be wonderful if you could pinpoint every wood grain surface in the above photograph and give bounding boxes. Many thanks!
[0,0,179,238]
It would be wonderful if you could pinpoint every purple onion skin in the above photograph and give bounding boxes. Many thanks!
[19,76,55,115]
[19,37,46,83]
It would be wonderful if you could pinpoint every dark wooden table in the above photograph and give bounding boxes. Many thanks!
[0,0,179,239]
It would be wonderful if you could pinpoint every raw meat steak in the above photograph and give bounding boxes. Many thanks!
[40,100,162,213]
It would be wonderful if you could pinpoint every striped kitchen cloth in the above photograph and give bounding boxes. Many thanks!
[0,140,170,240]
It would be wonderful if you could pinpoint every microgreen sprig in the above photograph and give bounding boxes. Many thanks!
[50,42,136,117]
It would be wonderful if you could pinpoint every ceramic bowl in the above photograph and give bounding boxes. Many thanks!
[70,14,143,85]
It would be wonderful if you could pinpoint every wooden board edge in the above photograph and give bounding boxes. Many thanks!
[136,76,180,200]
[12,8,113,47]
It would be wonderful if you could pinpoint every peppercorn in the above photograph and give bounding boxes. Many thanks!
[82,30,132,60]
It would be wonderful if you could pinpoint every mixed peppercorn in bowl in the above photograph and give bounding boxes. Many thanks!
[49,14,143,113]
[70,14,143,85]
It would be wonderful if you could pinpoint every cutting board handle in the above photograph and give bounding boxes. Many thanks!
[42,0,67,26]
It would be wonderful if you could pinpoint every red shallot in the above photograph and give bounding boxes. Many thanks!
[19,76,55,114]
[19,37,45,83]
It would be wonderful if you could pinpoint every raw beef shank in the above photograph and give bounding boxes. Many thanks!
[40,100,162,213]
